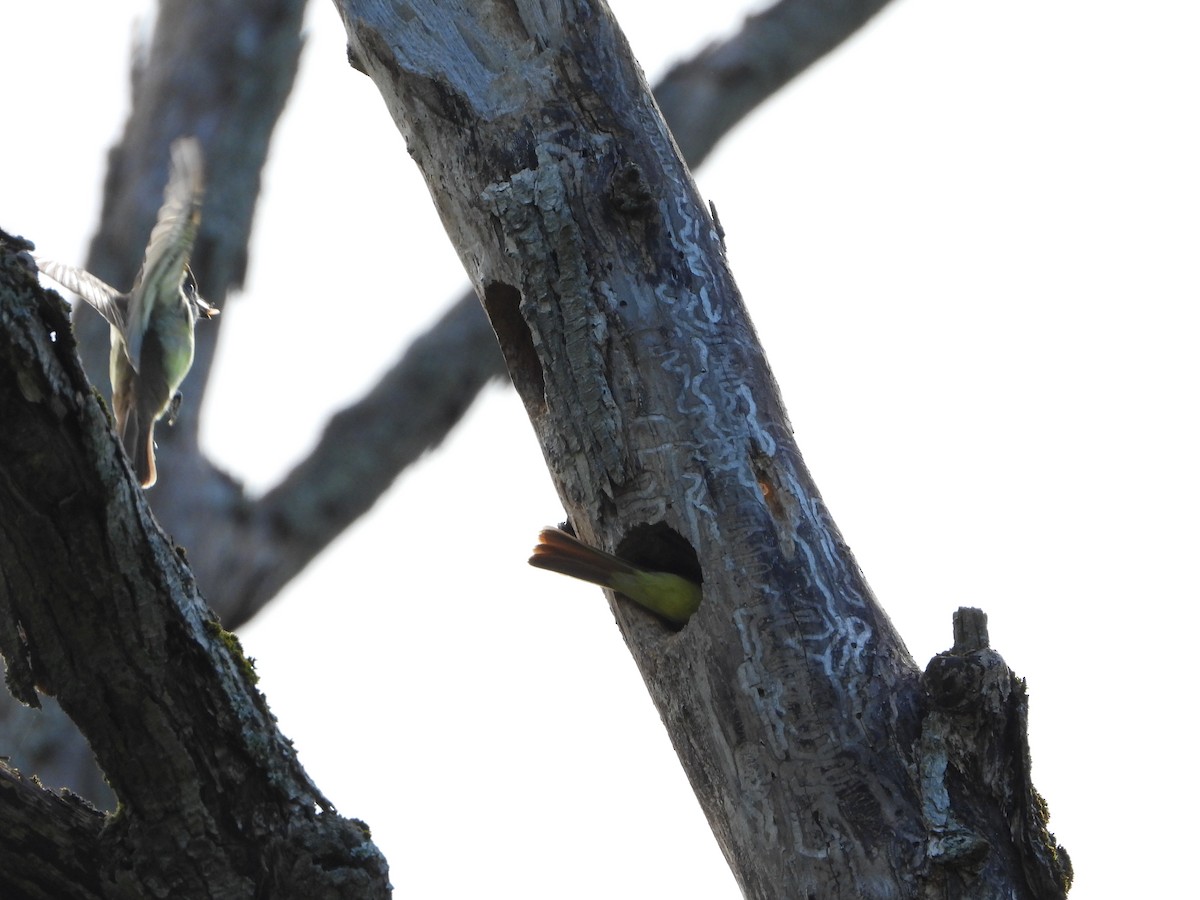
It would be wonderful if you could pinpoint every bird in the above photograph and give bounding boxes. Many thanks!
[529,526,702,627]
[36,136,217,488]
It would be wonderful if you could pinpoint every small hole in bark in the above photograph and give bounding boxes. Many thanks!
[482,281,544,410]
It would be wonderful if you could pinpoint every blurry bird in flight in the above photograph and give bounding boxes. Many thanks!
[36,137,217,488]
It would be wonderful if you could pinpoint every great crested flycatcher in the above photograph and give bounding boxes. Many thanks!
[529,527,701,626]
[36,137,217,488]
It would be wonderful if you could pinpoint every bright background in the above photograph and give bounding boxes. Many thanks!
[6,1,1198,896]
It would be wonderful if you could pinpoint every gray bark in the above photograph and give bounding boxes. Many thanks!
[332,1,1071,897]
[71,0,897,635]
[5,0,895,806]
[1,0,1071,895]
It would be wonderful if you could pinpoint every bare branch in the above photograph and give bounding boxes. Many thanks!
[185,0,898,627]
[9,0,896,807]
[657,0,894,166]
[329,1,1068,894]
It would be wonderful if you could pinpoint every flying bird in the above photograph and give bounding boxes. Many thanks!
[36,137,217,487]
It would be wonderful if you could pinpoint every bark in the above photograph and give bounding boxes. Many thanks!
[6,0,893,806]
[0,232,390,897]
[332,1,1071,897]
[0,764,105,900]
[69,0,895,635]
[3,0,1070,894]
[5,0,310,807]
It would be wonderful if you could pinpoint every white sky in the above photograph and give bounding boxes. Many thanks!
[6,1,1199,896]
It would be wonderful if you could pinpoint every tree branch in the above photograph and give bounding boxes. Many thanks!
[208,0,900,626]
[7,0,895,818]
[0,231,389,897]
[69,0,896,632]
[9,0,310,805]
[656,0,894,166]
[330,0,1068,895]
[0,764,105,900]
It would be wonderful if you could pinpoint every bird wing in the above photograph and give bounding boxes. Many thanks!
[34,255,128,333]
[125,136,205,368]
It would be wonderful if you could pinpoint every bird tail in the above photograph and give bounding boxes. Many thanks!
[134,422,158,489]
[528,527,637,590]
[117,404,157,489]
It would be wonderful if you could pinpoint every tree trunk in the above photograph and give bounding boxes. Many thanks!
[3,0,905,844]
[332,1,1071,897]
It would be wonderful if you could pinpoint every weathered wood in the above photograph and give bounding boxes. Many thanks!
[64,0,898,642]
[0,231,389,898]
[5,0,904,841]
[0,765,105,900]
[334,2,1069,896]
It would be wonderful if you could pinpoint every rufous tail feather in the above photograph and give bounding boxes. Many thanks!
[528,527,638,589]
